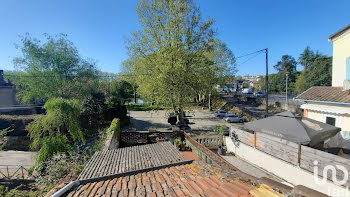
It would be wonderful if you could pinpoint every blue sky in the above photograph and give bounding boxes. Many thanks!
[0,0,349,76]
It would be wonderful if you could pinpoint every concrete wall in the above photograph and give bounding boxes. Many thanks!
[225,136,349,196]
[0,86,17,106]
[331,28,350,87]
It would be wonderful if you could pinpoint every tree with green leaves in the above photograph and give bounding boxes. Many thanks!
[26,98,85,163]
[273,55,297,73]
[298,46,322,71]
[295,56,332,93]
[12,34,98,103]
[125,0,235,122]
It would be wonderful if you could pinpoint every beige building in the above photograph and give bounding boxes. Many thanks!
[329,24,350,87]
[297,24,350,148]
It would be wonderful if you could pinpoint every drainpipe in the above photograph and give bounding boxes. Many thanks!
[51,181,80,197]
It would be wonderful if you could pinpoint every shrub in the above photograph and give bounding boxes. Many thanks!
[109,118,120,141]
[36,134,71,163]
[26,98,85,163]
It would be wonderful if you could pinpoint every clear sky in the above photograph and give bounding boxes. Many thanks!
[1,0,349,76]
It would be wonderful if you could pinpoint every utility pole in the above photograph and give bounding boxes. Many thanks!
[285,74,288,103]
[265,48,269,117]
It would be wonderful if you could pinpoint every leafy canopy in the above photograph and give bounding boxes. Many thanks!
[12,34,98,103]
[125,0,235,120]
[27,98,84,163]
[273,55,297,73]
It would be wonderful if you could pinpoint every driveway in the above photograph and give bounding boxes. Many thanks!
[127,109,243,132]
[0,151,36,167]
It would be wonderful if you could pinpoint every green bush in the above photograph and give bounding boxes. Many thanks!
[109,118,121,141]
[36,134,71,163]
[26,98,85,164]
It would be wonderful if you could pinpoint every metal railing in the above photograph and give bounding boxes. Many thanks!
[0,165,31,179]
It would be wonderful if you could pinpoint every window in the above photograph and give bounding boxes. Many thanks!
[347,57,350,80]
[326,117,336,126]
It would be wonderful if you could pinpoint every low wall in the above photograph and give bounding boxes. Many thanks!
[228,128,350,196]
[192,135,221,149]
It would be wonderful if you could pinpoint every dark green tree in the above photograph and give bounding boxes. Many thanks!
[273,55,297,73]
[295,56,332,93]
[299,46,322,71]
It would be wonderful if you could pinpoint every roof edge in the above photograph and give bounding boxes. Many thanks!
[329,24,350,41]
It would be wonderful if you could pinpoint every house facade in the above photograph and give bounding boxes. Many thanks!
[297,24,350,148]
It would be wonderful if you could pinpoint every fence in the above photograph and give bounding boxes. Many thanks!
[0,165,30,179]
[231,128,350,187]
[192,135,221,149]
[184,132,239,171]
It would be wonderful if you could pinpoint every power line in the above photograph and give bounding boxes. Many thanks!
[235,49,265,59]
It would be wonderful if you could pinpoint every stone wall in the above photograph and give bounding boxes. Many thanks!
[0,86,17,106]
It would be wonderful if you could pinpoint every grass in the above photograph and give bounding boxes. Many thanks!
[126,103,170,111]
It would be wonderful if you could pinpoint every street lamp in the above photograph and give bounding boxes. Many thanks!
[285,71,289,103]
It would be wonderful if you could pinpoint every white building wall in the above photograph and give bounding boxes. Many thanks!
[225,136,350,196]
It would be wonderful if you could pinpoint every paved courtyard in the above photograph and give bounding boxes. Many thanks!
[127,109,244,131]
[0,151,36,167]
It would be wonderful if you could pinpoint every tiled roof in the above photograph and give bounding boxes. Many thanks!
[296,86,350,103]
[78,142,186,180]
[67,162,261,197]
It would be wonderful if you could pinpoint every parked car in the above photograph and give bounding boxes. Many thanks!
[242,88,253,94]
[214,110,227,117]
[254,91,265,97]
[224,114,244,123]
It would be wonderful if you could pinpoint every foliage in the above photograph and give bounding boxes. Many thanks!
[273,55,297,73]
[109,80,134,105]
[36,134,71,163]
[214,125,229,137]
[0,185,48,197]
[214,125,228,146]
[26,98,84,163]
[298,46,322,71]
[11,33,98,103]
[295,56,332,93]
[125,0,236,122]
[109,118,121,141]
[0,127,14,150]
[126,103,169,111]
[79,92,108,134]
[28,129,107,193]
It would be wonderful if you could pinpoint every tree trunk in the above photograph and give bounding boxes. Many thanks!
[208,93,212,111]
[134,89,137,104]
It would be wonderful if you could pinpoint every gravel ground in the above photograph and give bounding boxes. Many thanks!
[126,109,244,132]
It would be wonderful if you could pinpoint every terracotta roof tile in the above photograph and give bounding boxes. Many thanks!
[296,86,350,103]
[68,162,265,197]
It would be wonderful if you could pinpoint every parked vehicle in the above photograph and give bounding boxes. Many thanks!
[242,88,253,94]
[224,114,244,123]
[254,91,265,97]
[214,110,227,117]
